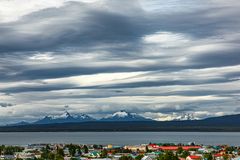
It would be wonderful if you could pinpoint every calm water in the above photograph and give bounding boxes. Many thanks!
[0,132,240,146]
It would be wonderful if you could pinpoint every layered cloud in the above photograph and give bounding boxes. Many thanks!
[0,0,239,124]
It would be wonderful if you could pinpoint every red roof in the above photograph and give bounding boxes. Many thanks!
[214,154,222,157]
[148,145,201,150]
[188,155,201,159]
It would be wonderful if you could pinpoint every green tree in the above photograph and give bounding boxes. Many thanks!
[48,152,55,160]
[57,147,64,157]
[41,146,50,159]
[204,153,213,160]
[177,147,183,154]
[4,146,24,155]
[0,145,5,155]
[93,144,98,149]
[146,146,149,153]
[225,147,235,154]
[55,147,64,160]
[119,155,134,160]
[135,154,144,160]
[181,150,190,158]
[55,154,64,160]
[101,149,108,158]
[223,155,229,160]
[158,151,178,160]
[77,146,82,156]
[68,144,76,157]
[83,145,88,153]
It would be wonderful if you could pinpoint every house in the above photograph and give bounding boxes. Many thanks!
[89,151,101,158]
[141,155,153,160]
[214,153,224,160]
[0,155,15,160]
[64,148,70,155]
[148,144,201,151]
[112,154,122,160]
[15,152,36,159]
[124,145,147,152]
[145,152,160,159]
[232,156,240,160]
[186,155,202,160]
[113,154,134,160]
[64,156,72,160]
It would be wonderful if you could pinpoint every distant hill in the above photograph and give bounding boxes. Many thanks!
[7,121,30,126]
[201,114,240,126]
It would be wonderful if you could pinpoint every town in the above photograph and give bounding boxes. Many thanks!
[0,142,239,160]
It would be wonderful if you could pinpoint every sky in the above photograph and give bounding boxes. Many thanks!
[0,0,240,124]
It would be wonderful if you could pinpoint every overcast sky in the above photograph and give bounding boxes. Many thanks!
[0,0,240,124]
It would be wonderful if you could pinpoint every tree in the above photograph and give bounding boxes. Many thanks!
[46,145,50,151]
[0,145,5,155]
[101,149,108,158]
[41,146,50,159]
[83,145,88,153]
[119,155,134,160]
[204,153,213,160]
[177,147,183,154]
[4,146,24,155]
[57,147,64,157]
[135,154,144,160]
[181,150,190,158]
[93,144,98,149]
[55,154,64,160]
[55,147,64,160]
[146,146,149,153]
[77,146,82,156]
[223,155,229,160]
[68,144,76,157]
[158,151,178,160]
[225,147,235,154]
[48,152,55,160]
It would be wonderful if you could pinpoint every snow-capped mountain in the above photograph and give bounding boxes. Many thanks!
[100,110,153,121]
[7,110,153,126]
[174,113,197,121]
[34,111,96,124]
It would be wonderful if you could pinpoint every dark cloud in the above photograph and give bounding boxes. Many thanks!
[190,50,240,68]
[1,76,239,94]
[0,103,14,107]
[0,0,239,82]
[0,1,148,54]
[0,0,240,123]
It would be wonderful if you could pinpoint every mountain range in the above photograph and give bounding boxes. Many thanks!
[8,110,153,126]
[33,111,95,125]
[4,111,240,132]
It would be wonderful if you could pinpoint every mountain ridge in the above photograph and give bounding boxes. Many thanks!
[7,110,154,126]
[33,111,96,125]
[6,112,240,129]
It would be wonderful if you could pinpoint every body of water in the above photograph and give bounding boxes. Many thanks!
[0,132,240,146]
